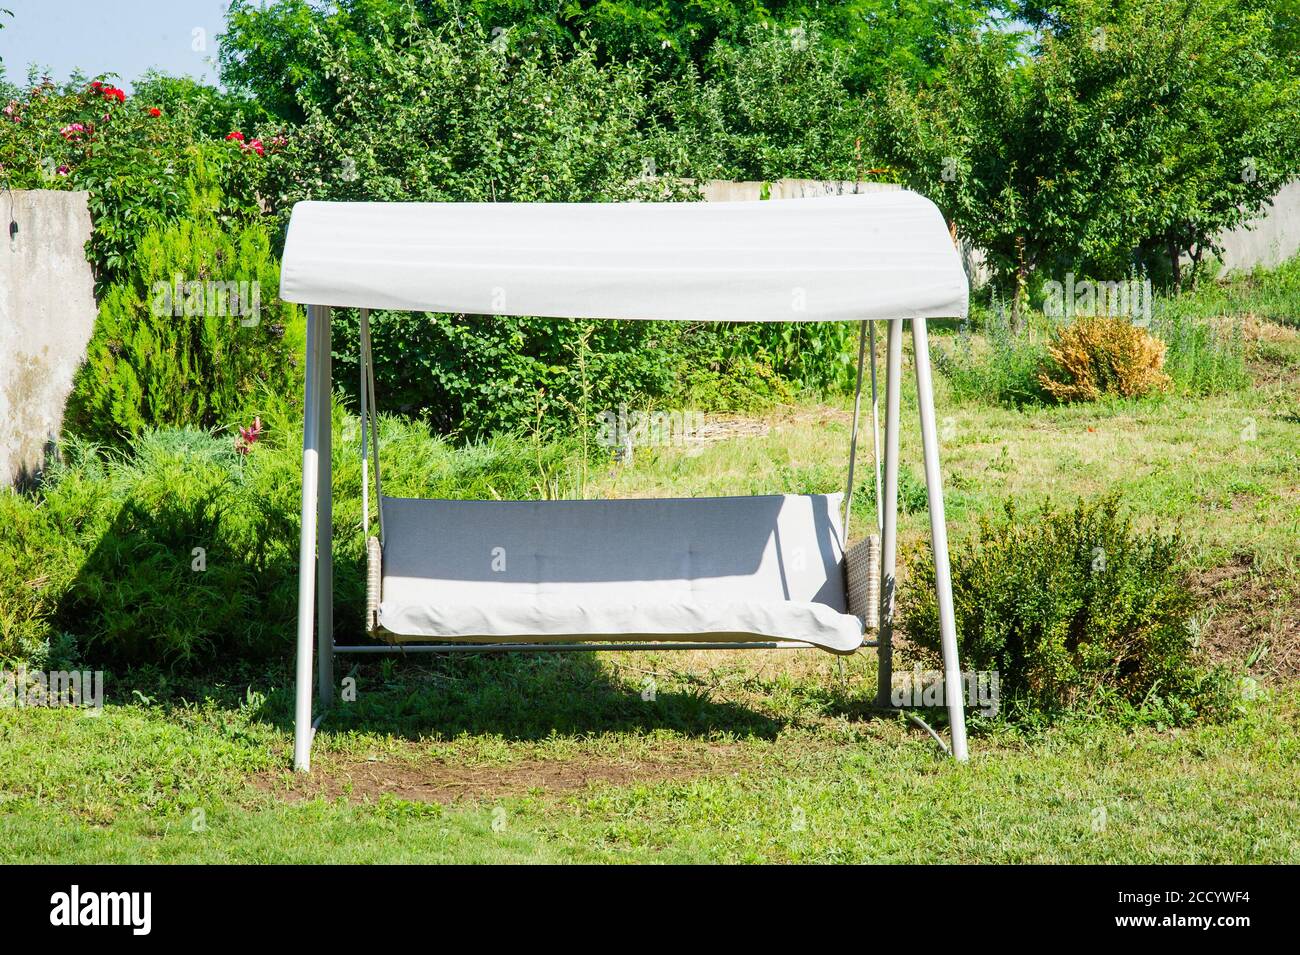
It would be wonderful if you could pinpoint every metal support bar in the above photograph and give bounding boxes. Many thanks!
[843,319,868,538]
[876,318,902,709]
[869,321,883,534]
[330,640,879,654]
[316,306,334,710]
[360,309,370,539]
[293,307,323,772]
[911,317,969,762]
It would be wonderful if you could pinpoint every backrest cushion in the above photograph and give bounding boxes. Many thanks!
[380,494,848,611]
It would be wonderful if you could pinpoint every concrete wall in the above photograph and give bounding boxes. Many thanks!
[0,190,98,488]
[1217,180,1300,273]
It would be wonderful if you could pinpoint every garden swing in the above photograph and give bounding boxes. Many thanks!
[279,191,971,771]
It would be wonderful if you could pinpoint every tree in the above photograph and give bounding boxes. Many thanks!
[648,23,873,182]
[218,0,999,120]
[874,0,1300,305]
[1128,0,1300,286]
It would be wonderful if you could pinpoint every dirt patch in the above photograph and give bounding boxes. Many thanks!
[258,747,745,806]
[689,406,850,445]
[1191,554,1300,681]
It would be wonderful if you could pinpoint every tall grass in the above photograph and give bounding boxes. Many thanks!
[1179,257,1300,327]
[932,300,1049,406]
[1150,304,1251,394]
[933,254,1300,404]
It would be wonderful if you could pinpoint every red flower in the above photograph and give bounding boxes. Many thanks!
[225,130,245,142]
[90,80,103,91]
[147,107,162,117]
[111,88,125,103]
[247,138,265,156]
[235,417,264,456]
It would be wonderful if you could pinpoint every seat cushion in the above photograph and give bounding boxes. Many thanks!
[378,597,863,654]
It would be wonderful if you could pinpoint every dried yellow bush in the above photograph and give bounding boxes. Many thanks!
[1037,316,1171,402]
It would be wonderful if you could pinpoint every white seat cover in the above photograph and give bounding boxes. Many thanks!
[377,494,864,654]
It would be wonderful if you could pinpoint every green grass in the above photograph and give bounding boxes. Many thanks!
[2,665,1296,863]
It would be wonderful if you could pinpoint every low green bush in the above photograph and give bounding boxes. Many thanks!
[0,411,587,668]
[899,495,1238,728]
[335,312,690,438]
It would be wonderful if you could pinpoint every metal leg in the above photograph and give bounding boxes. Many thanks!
[316,306,334,709]
[869,321,883,534]
[876,318,902,709]
[293,307,323,772]
[911,317,969,762]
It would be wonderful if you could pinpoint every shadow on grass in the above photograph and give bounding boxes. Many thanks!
[116,653,788,744]
[324,653,788,742]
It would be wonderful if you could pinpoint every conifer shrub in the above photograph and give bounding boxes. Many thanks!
[66,173,302,445]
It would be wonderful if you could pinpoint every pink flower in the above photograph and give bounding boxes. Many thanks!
[56,164,70,176]
[60,123,86,140]
[242,138,265,156]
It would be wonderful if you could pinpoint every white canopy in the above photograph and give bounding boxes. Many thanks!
[278,191,967,323]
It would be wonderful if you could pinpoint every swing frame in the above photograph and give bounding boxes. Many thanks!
[286,196,971,772]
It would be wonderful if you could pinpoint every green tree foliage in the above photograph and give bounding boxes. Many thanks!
[875,0,1300,301]
[252,19,700,434]
[218,0,998,119]
[131,71,268,142]
[649,23,872,181]
[66,161,304,445]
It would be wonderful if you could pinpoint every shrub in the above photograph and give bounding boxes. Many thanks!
[0,412,588,668]
[0,75,264,288]
[335,312,689,438]
[899,495,1237,727]
[65,169,304,445]
[1037,316,1171,402]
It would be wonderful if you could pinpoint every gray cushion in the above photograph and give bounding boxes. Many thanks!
[377,494,864,654]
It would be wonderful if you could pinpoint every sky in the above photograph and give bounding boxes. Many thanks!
[0,0,235,91]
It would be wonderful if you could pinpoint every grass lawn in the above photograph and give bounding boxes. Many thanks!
[2,317,1298,864]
